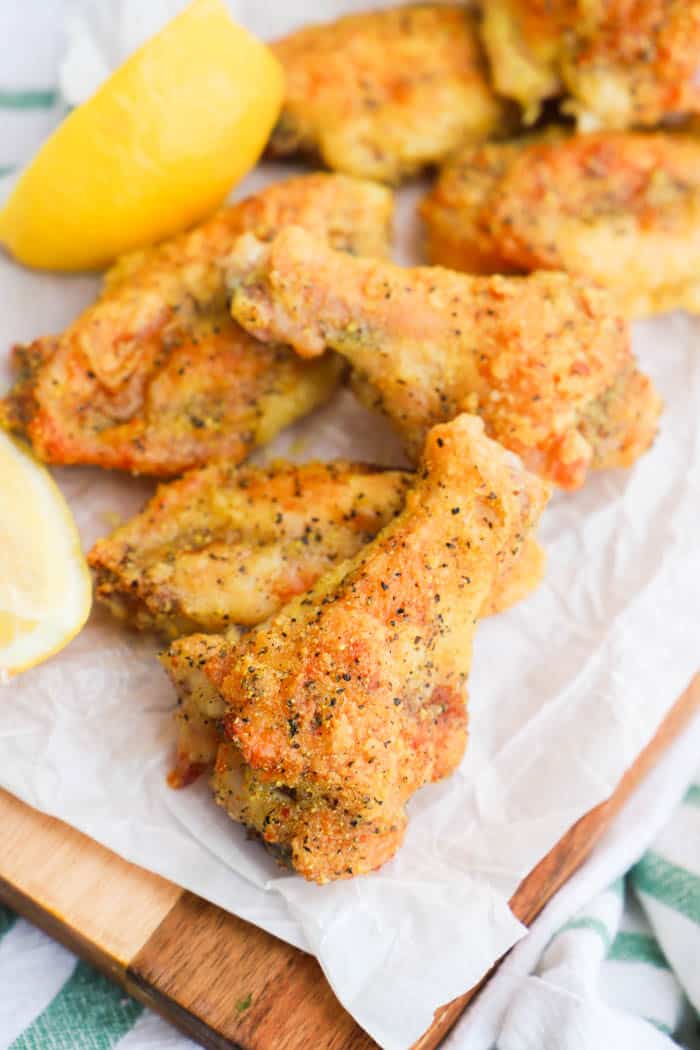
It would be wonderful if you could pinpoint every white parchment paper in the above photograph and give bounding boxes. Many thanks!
[1,5,699,1048]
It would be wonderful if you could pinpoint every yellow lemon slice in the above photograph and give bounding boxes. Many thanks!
[0,431,92,678]
[0,0,284,270]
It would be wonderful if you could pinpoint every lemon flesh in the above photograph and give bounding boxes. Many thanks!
[0,432,92,677]
[0,0,284,271]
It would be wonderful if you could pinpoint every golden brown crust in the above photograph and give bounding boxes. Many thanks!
[481,0,700,127]
[91,456,546,641]
[90,460,413,638]
[163,633,235,789]
[269,4,506,183]
[162,516,544,789]
[0,174,393,476]
[228,225,661,490]
[422,130,700,317]
[162,415,549,882]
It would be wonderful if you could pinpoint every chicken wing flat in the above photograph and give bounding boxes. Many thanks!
[268,4,507,183]
[228,226,661,489]
[421,131,700,317]
[90,460,412,638]
[482,0,700,127]
[0,175,392,476]
[161,414,550,880]
[90,457,544,642]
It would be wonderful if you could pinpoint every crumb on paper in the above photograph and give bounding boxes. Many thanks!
[100,510,123,530]
[288,434,309,457]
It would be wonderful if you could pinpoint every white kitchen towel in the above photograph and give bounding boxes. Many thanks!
[447,708,700,1050]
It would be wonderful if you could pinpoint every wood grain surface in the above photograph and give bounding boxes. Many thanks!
[0,789,180,964]
[0,676,697,1050]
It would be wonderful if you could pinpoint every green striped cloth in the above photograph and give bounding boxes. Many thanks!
[462,779,700,1050]
[0,901,191,1048]
[2,782,698,1049]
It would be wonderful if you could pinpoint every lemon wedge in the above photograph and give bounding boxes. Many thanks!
[0,431,92,678]
[0,0,284,270]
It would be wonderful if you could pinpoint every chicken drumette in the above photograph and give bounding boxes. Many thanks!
[228,225,661,490]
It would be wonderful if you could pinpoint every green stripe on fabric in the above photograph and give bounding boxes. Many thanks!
[557,916,612,952]
[0,902,16,939]
[0,164,15,176]
[0,89,57,109]
[608,931,669,969]
[9,960,143,1050]
[632,852,700,924]
[646,1019,673,1036]
[608,876,625,898]
[684,784,700,807]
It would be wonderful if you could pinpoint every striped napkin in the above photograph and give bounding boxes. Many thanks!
[0,3,698,1048]
[1,781,698,1049]
[484,795,700,1050]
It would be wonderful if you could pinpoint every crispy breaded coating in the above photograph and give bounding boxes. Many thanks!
[269,4,506,183]
[161,415,549,881]
[90,460,413,638]
[482,0,700,127]
[0,175,393,476]
[109,451,543,789]
[90,456,544,641]
[422,131,700,317]
[228,226,661,490]
[165,527,543,789]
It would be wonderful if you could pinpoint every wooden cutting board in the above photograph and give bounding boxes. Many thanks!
[0,677,697,1050]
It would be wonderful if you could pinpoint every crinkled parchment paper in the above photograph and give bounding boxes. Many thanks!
[0,5,699,1047]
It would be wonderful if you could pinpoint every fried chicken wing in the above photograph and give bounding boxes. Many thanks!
[165,512,543,788]
[91,457,544,641]
[90,460,413,638]
[95,453,544,787]
[161,414,550,880]
[0,175,393,476]
[482,0,700,127]
[228,226,661,489]
[268,4,507,183]
[421,131,700,317]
